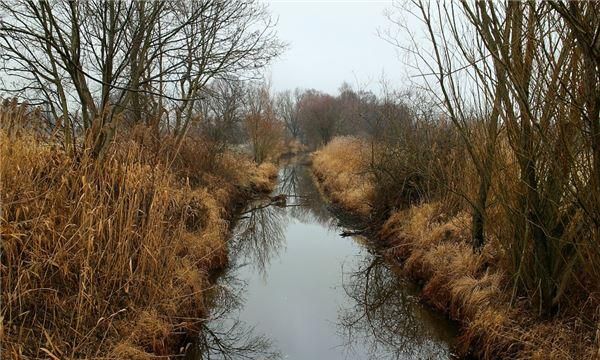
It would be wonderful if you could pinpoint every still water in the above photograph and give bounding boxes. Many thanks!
[188,158,457,359]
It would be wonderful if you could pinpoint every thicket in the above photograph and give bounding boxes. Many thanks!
[394,0,600,318]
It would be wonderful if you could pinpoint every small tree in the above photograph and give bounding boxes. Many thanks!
[245,85,283,163]
[275,89,302,139]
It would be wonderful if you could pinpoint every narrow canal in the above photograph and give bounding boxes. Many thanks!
[188,157,457,359]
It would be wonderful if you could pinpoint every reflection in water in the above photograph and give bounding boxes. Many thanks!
[188,270,280,360]
[188,157,457,359]
[278,161,337,227]
[231,203,286,279]
[338,255,456,359]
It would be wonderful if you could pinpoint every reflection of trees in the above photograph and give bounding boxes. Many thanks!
[230,202,287,279]
[191,160,456,359]
[195,320,278,360]
[189,161,341,359]
[277,160,337,227]
[338,254,456,359]
[188,190,289,359]
[188,271,281,360]
[276,160,301,198]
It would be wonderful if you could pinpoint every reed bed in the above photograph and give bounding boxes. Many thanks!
[1,109,277,358]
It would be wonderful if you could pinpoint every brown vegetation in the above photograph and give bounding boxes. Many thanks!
[0,103,277,359]
[381,205,597,359]
[0,0,285,355]
[245,85,286,164]
[312,135,600,359]
[311,137,374,217]
[310,2,600,358]
[385,0,600,316]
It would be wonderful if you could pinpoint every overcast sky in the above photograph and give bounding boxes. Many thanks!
[265,1,406,95]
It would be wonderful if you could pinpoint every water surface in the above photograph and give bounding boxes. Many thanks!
[188,158,457,359]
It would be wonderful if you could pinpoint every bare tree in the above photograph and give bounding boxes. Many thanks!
[386,0,600,313]
[0,0,285,158]
[195,79,246,145]
[297,90,343,148]
[245,83,283,163]
[383,1,503,249]
[275,89,302,139]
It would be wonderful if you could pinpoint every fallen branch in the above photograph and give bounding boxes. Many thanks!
[339,229,367,237]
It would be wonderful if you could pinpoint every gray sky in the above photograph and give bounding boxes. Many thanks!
[265,1,405,95]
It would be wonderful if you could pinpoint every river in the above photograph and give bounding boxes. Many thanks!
[187,157,457,359]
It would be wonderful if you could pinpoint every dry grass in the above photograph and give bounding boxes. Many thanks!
[1,109,277,358]
[312,136,600,359]
[311,136,374,217]
[382,203,598,359]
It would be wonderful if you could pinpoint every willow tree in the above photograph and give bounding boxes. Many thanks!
[384,0,503,250]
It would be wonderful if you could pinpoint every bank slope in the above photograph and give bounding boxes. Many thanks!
[1,124,277,359]
[311,136,597,360]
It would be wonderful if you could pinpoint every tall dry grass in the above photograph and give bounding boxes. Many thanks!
[380,204,597,359]
[311,136,374,217]
[0,104,277,358]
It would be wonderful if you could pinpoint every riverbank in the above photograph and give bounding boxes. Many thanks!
[311,137,598,359]
[1,125,277,358]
